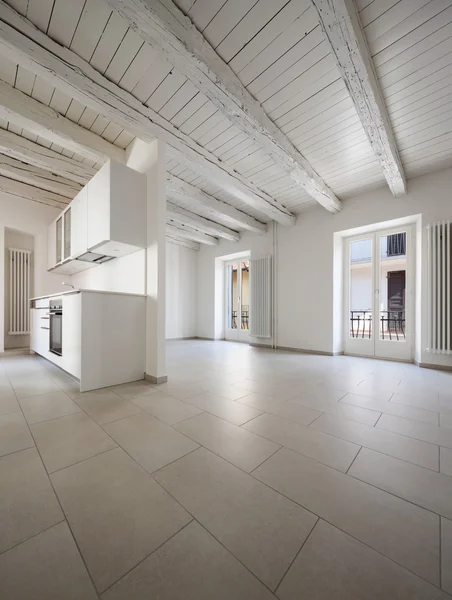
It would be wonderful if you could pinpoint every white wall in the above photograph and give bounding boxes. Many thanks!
[0,192,69,353]
[166,242,197,339]
[196,167,452,367]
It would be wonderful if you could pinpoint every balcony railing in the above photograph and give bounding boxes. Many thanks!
[350,310,406,340]
[231,306,249,329]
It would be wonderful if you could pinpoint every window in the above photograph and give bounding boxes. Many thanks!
[387,232,406,257]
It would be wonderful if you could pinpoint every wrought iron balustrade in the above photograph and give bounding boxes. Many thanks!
[350,310,406,340]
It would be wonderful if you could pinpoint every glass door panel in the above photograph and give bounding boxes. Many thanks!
[225,259,250,342]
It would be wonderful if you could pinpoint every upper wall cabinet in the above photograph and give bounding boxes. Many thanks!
[87,160,147,258]
[70,186,88,259]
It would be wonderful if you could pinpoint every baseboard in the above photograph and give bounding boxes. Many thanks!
[276,345,343,356]
[145,373,168,384]
[416,361,452,371]
[249,342,273,349]
[345,353,413,363]
[166,336,198,341]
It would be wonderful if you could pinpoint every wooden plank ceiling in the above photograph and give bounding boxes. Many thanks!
[0,0,451,249]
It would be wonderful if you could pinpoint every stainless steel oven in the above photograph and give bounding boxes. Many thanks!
[49,299,63,356]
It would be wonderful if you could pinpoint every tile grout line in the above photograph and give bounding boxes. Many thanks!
[440,516,443,591]
[0,519,66,558]
[345,445,363,475]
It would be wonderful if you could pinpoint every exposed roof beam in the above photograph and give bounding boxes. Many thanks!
[0,154,81,198]
[312,0,406,196]
[0,3,295,226]
[166,201,240,242]
[105,0,342,214]
[166,221,218,246]
[166,234,200,251]
[0,174,69,209]
[167,174,266,235]
[0,79,125,165]
[0,128,96,184]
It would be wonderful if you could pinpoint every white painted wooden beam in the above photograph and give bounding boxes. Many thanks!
[0,154,81,198]
[0,174,69,209]
[0,79,125,165]
[0,128,96,184]
[0,2,295,225]
[167,174,266,235]
[166,201,240,242]
[166,234,200,251]
[311,0,407,196]
[105,0,342,214]
[166,221,218,246]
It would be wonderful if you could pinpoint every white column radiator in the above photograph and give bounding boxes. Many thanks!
[427,221,452,354]
[8,248,32,336]
[250,256,272,338]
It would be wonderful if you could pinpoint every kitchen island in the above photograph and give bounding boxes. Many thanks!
[30,289,145,392]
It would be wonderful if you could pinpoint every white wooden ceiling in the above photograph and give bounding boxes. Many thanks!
[0,0,451,247]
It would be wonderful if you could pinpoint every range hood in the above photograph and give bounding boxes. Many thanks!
[76,251,115,264]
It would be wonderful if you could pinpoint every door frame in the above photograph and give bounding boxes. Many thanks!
[224,258,250,343]
[343,225,415,361]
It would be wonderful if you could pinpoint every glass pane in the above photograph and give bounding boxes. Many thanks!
[379,232,406,342]
[227,264,238,329]
[349,238,373,339]
[64,208,71,260]
[240,260,250,330]
[56,218,63,263]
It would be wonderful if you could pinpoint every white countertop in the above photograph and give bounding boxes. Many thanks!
[31,289,146,301]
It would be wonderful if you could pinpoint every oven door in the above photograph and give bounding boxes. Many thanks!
[49,312,63,356]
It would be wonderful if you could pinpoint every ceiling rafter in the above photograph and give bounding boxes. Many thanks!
[166,201,240,242]
[105,0,342,214]
[166,234,200,251]
[0,2,295,225]
[0,173,69,209]
[167,174,266,235]
[0,127,96,184]
[0,79,125,165]
[166,222,218,245]
[312,0,407,196]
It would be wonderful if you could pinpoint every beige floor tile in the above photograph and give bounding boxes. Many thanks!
[131,390,203,424]
[31,412,117,473]
[197,380,254,400]
[19,391,81,424]
[154,448,316,590]
[175,413,280,472]
[377,413,452,448]
[0,412,34,457]
[184,391,262,425]
[289,392,381,426]
[75,390,142,424]
[103,412,199,473]
[244,413,360,472]
[156,381,203,400]
[440,447,452,477]
[442,517,452,594]
[391,392,441,412]
[12,377,61,399]
[278,520,448,600]
[0,448,63,553]
[265,401,322,426]
[349,448,452,519]
[311,413,439,470]
[348,381,394,401]
[110,380,157,400]
[237,392,288,414]
[103,521,276,600]
[341,393,439,425]
[440,412,452,429]
[51,447,191,593]
[254,448,440,585]
[0,392,21,415]
[0,522,98,600]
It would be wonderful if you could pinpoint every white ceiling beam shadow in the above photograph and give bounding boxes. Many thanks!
[312,0,407,197]
[0,128,96,184]
[167,174,266,235]
[166,221,218,246]
[166,201,240,242]
[0,79,125,165]
[0,174,69,209]
[0,154,82,198]
[166,234,200,251]
[105,0,342,214]
[0,4,295,226]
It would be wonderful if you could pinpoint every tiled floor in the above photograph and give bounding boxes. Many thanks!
[1,341,452,599]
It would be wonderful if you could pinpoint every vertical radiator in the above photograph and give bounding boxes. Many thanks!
[427,221,452,354]
[250,256,272,338]
[8,248,32,336]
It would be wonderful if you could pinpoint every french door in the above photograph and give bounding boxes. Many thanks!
[344,226,414,360]
[225,259,250,342]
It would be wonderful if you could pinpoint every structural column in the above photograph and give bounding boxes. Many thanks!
[126,138,167,383]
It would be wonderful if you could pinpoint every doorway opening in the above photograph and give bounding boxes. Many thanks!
[344,225,414,361]
[225,258,250,342]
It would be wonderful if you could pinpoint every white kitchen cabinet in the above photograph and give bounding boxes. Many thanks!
[87,160,146,257]
[30,307,50,355]
[47,219,57,270]
[70,186,88,259]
